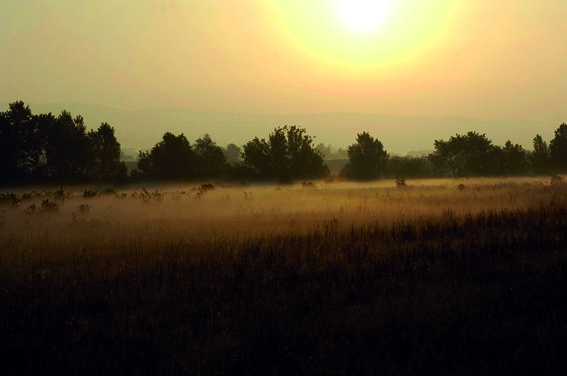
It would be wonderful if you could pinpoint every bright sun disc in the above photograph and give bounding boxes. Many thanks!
[336,0,391,33]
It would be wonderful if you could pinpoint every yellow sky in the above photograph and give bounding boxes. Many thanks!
[1,0,566,122]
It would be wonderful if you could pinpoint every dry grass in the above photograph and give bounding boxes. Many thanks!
[1,177,566,375]
[0,176,553,237]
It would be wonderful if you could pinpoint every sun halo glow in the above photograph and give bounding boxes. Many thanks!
[261,0,458,77]
[336,0,391,33]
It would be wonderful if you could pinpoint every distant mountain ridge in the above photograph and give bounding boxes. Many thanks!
[0,101,552,155]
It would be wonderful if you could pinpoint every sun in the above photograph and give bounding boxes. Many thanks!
[336,0,391,33]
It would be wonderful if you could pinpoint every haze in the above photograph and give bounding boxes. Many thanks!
[1,0,565,152]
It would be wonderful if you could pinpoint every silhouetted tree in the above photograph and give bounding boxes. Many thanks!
[223,143,242,164]
[137,132,196,180]
[194,134,228,178]
[41,111,91,182]
[241,137,271,178]
[268,127,289,179]
[241,125,328,180]
[286,126,328,178]
[316,143,348,160]
[315,143,332,159]
[0,101,44,184]
[530,134,550,175]
[549,123,567,172]
[430,131,495,177]
[87,123,127,182]
[387,155,433,178]
[343,132,388,180]
[499,140,528,176]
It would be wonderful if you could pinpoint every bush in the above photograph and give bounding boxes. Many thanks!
[41,199,60,213]
[83,189,97,199]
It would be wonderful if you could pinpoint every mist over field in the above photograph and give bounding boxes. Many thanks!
[1,177,552,237]
[2,177,567,375]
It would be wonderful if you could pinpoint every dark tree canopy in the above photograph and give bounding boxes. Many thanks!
[135,133,228,180]
[549,123,567,172]
[531,134,550,175]
[42,111,92,181]
[1,102,130,185]
[343,132,388,180]
[137,132,196,180]
[87,123,127,182]
[387,155,433,178]
[430,131,496,177]
[193,134,228,178]
[241,125,328,180]
[499,140,527,176]
[241,137,272,177]
[286,126,329,178]
[0,101,41,183]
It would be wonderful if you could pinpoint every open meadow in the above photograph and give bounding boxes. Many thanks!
[1,177,567,375]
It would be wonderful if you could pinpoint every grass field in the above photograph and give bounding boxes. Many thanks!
[1,177,566,375]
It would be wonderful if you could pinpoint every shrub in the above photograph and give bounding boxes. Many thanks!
[194,183,215,198]
[141,188,162,202]
[100,188,116,195]
[83,189,97,199]
[25,203,37,214]
[0,192,20,207]
[54,186,71,200]
[41,199,60,213]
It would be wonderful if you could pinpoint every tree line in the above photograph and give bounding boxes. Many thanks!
[1,101,127,185]
[1,101,566,186]
[387,129,566,179]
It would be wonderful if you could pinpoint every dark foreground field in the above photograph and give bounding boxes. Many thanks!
[1,181,567,375]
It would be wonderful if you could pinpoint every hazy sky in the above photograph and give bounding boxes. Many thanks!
[1,0,566,122]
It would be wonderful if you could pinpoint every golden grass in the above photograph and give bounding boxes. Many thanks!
[0,176,560,274]
[1,176,567,375]
[0,176,553,235]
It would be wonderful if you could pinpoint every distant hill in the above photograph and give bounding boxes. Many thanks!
[1,101,553,155]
